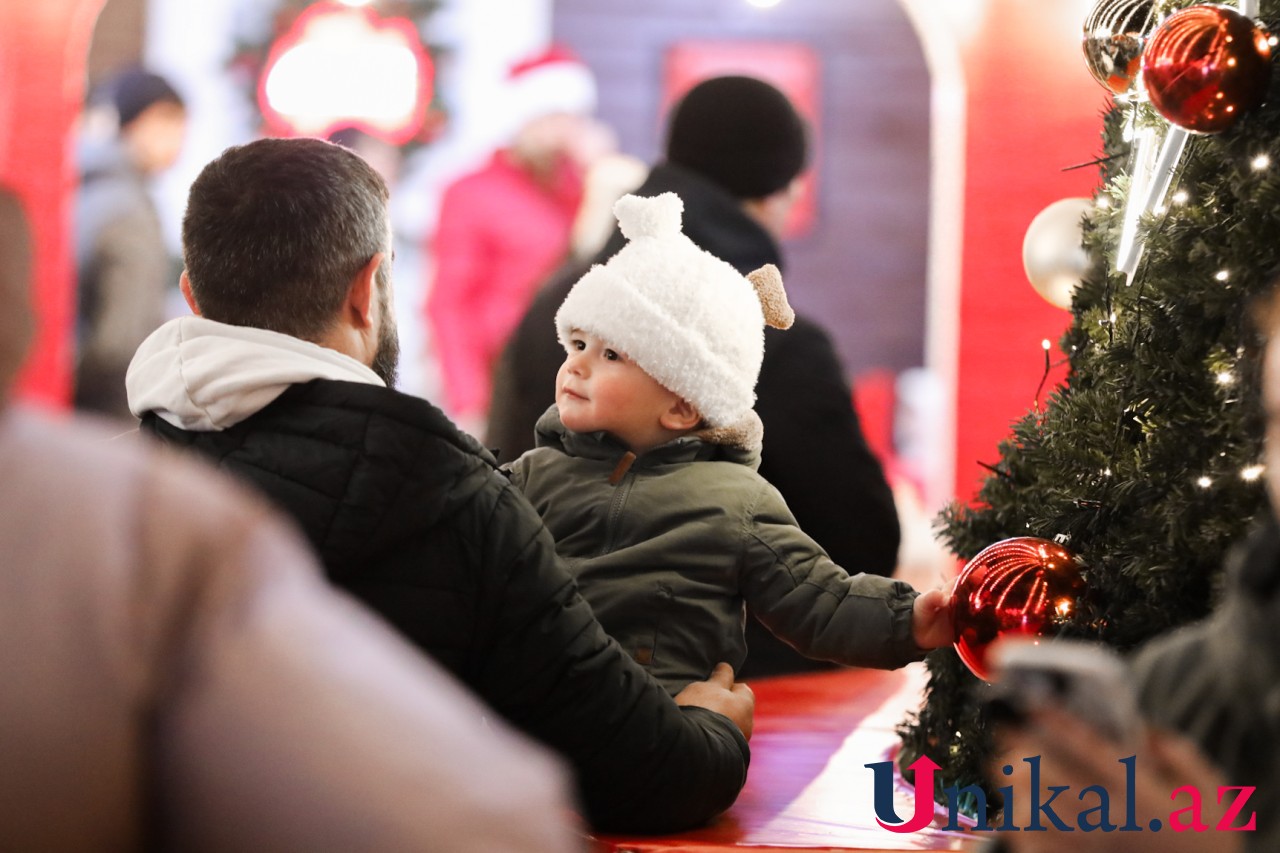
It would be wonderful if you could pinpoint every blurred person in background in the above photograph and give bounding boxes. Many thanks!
[425,46,615,435]
[74,67,187,420]
[0,186,579,853]
[490,75,901,678]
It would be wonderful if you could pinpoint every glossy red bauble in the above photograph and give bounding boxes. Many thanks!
[1142,4,1272,134]
[951,537,1085,681]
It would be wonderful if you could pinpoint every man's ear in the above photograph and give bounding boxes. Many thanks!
[179,270,201,316]
[660,397,702,431]
[345,252,384,329]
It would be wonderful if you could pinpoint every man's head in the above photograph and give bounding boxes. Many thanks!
[555,193,793,437]
[664,75,808,225]
[109,68,188,174]
[181,137,399,385]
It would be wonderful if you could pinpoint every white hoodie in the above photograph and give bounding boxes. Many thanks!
[127,316,384,432]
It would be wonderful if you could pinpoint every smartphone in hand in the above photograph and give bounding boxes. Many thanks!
[983,637,1142,746]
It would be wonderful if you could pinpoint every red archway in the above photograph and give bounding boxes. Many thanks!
[3,1,105,408]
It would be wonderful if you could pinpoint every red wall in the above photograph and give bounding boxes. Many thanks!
[3,1,103,408]
[952,0,1105,501]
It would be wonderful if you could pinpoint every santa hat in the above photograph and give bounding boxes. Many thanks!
[502,46,596,137]
[556,193,794,430]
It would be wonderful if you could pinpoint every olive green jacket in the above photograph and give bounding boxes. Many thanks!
[505,407,923,694]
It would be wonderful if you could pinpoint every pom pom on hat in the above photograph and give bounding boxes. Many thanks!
[556,192,793,429]
[614,192,683,241]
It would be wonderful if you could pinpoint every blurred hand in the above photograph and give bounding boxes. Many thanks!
[991,707,1245,853]
[674,662,755,741]
[912,587,955,649]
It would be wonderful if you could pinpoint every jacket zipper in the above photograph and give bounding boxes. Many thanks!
[602,453,637,555]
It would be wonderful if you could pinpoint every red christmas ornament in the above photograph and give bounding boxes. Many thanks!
[951,537,1085,681]
[1141,4,1273,134]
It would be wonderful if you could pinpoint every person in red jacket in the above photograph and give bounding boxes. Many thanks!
[426,47,612,433]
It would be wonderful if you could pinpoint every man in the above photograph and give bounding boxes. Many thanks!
[0,188,579,852]
[127,137,752,834]
[488,75,902,677]
[75,67,188,419]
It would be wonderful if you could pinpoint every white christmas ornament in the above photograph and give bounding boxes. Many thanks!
[1023,197,1095,310]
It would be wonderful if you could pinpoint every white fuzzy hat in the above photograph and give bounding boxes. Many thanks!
[556,192,794,428]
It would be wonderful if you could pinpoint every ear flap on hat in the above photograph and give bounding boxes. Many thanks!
[748,264,794,330]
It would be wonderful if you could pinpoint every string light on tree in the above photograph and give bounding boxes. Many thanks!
[901,0,1277,805]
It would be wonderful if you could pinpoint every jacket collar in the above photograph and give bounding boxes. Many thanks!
[532,405,761,470]
[126,316,384,432]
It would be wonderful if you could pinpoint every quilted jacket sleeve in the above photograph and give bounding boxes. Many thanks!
[465,475,750,833]
[739,479,924,670]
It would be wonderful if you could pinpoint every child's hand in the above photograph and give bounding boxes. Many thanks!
[912,588,955,650]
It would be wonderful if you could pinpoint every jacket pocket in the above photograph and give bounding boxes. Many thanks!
[632,581,674,667]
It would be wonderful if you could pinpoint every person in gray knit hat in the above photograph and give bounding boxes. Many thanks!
[503,192,953,696]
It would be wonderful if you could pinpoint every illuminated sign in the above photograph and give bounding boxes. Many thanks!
[259,2,432,144]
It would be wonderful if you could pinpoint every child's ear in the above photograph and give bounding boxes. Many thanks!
[660,397,702,431]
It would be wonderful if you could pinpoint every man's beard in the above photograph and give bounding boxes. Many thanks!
[370,264,400,387]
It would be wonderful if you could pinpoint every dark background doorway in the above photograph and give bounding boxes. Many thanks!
[552,0,931,379]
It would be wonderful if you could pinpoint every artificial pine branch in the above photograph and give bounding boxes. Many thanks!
[899,2,1279,806]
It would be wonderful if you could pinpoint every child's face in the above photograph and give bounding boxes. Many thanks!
[556,328,688,453]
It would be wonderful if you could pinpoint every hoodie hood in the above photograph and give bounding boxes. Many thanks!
[127,316,384,431]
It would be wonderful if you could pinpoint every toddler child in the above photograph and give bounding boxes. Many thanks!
[504,192,953,694]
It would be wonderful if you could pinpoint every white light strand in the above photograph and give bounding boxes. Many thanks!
[1242,465,1265,482]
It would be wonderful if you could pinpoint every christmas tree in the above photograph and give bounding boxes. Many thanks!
[899,0,1280,805]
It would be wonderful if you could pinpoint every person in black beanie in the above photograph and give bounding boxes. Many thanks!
[74,68,188,421]
[488,75,901,678]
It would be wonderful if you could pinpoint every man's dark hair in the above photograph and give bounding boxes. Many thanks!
[182,137,389,341]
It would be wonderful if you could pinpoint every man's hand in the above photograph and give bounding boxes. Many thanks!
[912,587,955,650]
[674,662,755,741]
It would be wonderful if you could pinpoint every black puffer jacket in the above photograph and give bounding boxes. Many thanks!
[488,162,901,677]
[141,378,749,833]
